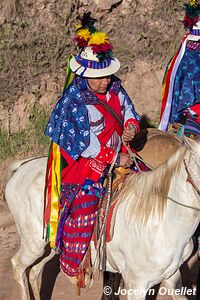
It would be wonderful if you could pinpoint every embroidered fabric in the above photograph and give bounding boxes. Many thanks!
[187,40,200,50]
[169,46,200,124]
[45,75,140,160]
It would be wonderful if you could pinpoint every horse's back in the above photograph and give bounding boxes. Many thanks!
[133,128,181,168]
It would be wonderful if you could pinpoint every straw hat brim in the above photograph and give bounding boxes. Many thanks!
[70,56,120,78]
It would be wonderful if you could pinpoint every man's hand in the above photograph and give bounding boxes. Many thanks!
[122,126,137,142]
[118,153,133,168]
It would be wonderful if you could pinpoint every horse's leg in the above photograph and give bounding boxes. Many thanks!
[161,239,194,300]
[196,264,200,299]
[161,269,187,300]
[11,240,47,300]
[11,249,31,300]
[121,273,147,300]
[123,283,147,300]
[101,271,122,300]
[29,249,56,300]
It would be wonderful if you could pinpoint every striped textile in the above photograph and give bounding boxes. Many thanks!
[59,179,104,276]
[184,118,200,136]
[159,35,188,131]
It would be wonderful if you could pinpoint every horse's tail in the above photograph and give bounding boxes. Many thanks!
[2,158,35,228]
[6,157,37,182]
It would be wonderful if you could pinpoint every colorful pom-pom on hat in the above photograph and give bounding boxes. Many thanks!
[70,12,120,78]
[70,46,120,78]
[184,0,200,29]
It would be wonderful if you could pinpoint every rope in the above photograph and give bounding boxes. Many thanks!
[91,132,200,281]
[160,191,200,212]
[92,129,153,272]
[92,152,118,273]
[122,128,200,211]
[121,135,153,171]
[92,128,157,274]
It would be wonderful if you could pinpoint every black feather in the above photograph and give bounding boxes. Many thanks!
[77,11,97,33]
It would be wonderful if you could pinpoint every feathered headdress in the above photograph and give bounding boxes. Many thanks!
[74,12,113,61]
[184,0,200,29]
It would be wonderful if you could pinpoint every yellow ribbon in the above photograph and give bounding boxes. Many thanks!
[189,0,197,7]
[49,142,61,248]
[47,56,74,247]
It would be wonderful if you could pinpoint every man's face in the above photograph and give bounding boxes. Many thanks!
[87,76,111,94]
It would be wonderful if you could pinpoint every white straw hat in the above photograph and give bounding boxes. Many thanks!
[70,46,120,78]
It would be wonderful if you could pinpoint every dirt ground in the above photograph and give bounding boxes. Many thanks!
[0,212,199,300]
[0,220,103,300]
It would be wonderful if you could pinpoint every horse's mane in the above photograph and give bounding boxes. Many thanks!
[122,144,187,224]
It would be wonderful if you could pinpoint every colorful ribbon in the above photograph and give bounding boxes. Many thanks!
[63,55,75,91]
[44,56,75,248]
[159,35,188,131]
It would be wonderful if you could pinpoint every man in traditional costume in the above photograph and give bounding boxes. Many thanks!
[158,1,200,293]
[159,0,200,136]
[44,12,140,287]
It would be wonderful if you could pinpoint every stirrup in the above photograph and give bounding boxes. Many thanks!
[76,267,92,295]
[65,271,85,296]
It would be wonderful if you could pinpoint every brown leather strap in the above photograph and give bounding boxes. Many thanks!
[98,99,123,128]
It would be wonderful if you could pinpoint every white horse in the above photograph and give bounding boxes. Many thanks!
[5,136,200,300]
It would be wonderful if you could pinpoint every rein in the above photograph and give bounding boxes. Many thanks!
[184,159,200,196]
[93,132,200,274]
[161,193,200,212]
[92,134,152,272]
[160,158,200,212]
[123,137,200,212]
[121,135,153,171]
[92,152,118,273]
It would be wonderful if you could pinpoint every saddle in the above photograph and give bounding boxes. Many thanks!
[168,121,200,140]
[106,167,134,242]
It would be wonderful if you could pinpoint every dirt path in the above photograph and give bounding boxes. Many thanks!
[0,214,199,300]
[0,220,103,300]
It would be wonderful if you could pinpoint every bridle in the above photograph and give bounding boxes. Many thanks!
[184,159,200,196]
[122,136,200,211]
[165,156,200,212]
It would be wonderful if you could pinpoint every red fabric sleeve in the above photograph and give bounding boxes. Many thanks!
[124,118,140,133]
[189,103,200,123]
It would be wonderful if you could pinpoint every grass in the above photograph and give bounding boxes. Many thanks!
[29,106,50,146]
[0,106,50,162]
